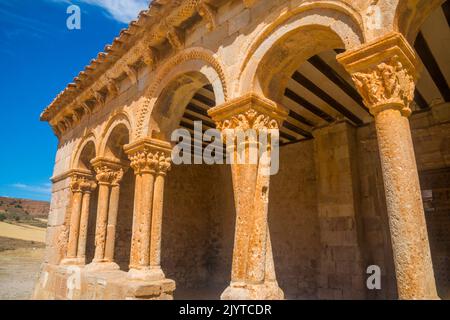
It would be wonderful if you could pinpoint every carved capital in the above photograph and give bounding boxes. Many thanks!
[91,157,128,185]
[337,32,419,116]
[125,138,172,175]
[208,93,288,132]
[70,172,97,194]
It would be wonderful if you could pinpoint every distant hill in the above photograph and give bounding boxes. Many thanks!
[0,197,49,218]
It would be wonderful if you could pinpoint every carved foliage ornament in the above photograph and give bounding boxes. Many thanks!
[94,166,124,185]
[128,148,172,175]
[351,55,415,113]
[216,109,280,132]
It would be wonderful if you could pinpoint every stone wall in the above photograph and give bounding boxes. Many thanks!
[269,140,320,299]
[162,163,235,298]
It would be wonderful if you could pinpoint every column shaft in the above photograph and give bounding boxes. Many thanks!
[375,109,438,299]
[246,148,271,284]
[67,191,83,259]
[138,171,155,267]
[93,182,110,262]
[130,173,142,269]
[230,163,257,283]
[77,191,92,261]
[149,174,165,269]
[104,184,121,262]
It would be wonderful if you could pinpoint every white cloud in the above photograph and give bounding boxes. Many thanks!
[11,183,52,195]
[79,0,150,23]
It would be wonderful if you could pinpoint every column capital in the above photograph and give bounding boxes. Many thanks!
[124,138,172,175]
[207,93,288,131]
[91,157,128,186]
[337,32,419,116]
[70,171,96,193]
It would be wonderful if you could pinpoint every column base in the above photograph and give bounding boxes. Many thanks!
[126,278,176,300]
[60,257,85,266]
[84,261,120,272]
[127,267,166,281]
[221,281,284,300]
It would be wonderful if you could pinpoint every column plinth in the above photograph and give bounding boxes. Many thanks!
[338,32,439,300]
[208,93,288,300]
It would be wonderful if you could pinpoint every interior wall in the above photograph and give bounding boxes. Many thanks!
[269,140,321,299]
[161,163,235,299]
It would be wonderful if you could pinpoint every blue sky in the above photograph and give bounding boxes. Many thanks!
[0,0,149,201]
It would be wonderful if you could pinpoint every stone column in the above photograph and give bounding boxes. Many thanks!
[208,93,288,300]
[104,169,125,263]
[125,138,173,281]
[65,177,83,261]
[338,32,439,299]
[149,154,172,279]
[62,173,96,265]
[77,179,97,264]
[87,157,126,270]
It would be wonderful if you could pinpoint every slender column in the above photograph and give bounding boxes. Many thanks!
[87,158,126,270]
[139,169,156,267]
[208,93,288,300]
[93,180,110,262]
[104,169,125,263]
[229,161,257,283]
[66,178,83,260]
[129,172,142,269]
[77,180,96,263]
[125,138,173,281]
[338,32,438,299]
[149,154,172,279]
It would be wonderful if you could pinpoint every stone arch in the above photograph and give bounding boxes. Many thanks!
[136,47,228,138]
[394,0,446,43]
[98,112,133,160]
[72,132,98,170]
[237,1,365,100]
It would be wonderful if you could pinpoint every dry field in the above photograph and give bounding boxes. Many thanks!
[0,221,46,300]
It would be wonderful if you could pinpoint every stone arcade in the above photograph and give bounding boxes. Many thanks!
[34,0,450,300]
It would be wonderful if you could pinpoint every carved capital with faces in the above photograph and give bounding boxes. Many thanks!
[125,138,172,176]
[337,32,419,117]
[70,174,97,194]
